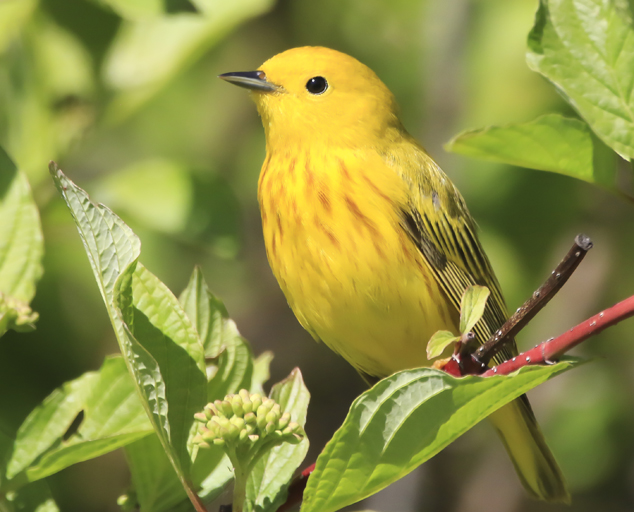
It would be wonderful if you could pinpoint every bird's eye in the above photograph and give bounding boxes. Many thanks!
[305,76,328,95]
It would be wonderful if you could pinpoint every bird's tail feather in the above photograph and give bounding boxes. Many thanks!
[489,396,570,503]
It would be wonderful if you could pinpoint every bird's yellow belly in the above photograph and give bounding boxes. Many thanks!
[259,153,457,379]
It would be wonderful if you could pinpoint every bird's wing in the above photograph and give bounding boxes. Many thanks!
[395,144,517,364]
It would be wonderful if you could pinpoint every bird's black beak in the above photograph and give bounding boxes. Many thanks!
[218,71,280,92]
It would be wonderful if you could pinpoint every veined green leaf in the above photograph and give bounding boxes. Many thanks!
[527,0,634,160]
[460,285,490,335]
[5,357,152,485]
[179,267,253,400]
[246,368,310,512]
[426,331,459,360]
[50,164,207,502]
[0,147,43,337]
[445,114,617,190]
[302,361,580,512]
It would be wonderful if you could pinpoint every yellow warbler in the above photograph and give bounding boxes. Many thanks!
[220,46,569,502]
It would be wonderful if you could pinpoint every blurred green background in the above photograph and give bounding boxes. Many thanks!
[1,0,634,510]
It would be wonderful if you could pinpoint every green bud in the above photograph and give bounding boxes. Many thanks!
[225,422,240,441]
[230,417,246,430]
[239,429,248,441]
[231,396,245,417]
[216,400,233,417]
[265,410,279,425]
[250,393,262,411]
[198,441,211,449]
[248,434,259,442]
[278,412,291,430]
[194,412,208,423]
[265,421,276,435]
[213,438,226,446]
[256,413,268,430]
[205,403,219,417]
[244,412,257,425]
[201,429,217,442]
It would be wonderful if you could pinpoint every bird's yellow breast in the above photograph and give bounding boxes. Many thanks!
[258,146,457,378]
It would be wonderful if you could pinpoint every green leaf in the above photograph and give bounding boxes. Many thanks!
[103,0,275,119]
[0,0,36,53]
[246,368,310,512]
[527,0,634,160]
[5,373,97,480]
[426,331,459,360]
[0,147,43,336]
[95,159,193,235]
[4,357,153,485]
[50,164,207,501]
[124,435,188,512]
[179,266,229,358]
[114,262,207,476]
[459,285,490,335]
[179,267,254,400]
[0,480,59,512]
[250,352,273,395]
[301,361,580,512]
[445,114,617,190]
[49,162,140,314]
[88,0,198,20]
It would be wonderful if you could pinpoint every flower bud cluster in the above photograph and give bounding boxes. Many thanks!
[193,389,304,449]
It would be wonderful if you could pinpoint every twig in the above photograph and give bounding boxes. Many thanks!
[473,234,593,366]
[483,294,634,376]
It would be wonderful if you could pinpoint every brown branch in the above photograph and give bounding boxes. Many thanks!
[483,294,634,376]
[473,234,593,367]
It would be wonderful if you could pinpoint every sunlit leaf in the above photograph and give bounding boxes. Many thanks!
[50,165,207,502]
[0,147,43,337]
[103,0,275,119]
[460,285,490,335]
[426,331,459,360]
[88,0,198,20]
[250,352,274,395]
[5,374,97,480]
[302,361,580,512]
[527,0,634,160]
[4,356,152,485]
[445,114,617,190]
[246,368,310,512]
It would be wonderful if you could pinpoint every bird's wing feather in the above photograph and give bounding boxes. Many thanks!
[393,143,517,363]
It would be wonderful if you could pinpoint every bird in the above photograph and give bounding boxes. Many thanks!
[219,46,569,502]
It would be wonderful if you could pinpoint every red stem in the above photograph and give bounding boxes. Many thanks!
[482,294,634,377]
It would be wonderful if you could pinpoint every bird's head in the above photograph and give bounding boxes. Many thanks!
[219,47,402,149]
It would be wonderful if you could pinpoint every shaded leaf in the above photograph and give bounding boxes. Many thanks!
[445,114,617,190]
[250,352,273,395]
[246,368,310,512]
[124,435,188,512]
[527,0,634,160]
[0,147,43,336]
[460,285,490,335]
[426,331,459,360]
[0,479,59,512]
[302,361,580,512]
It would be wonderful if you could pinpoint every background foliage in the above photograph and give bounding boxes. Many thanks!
[1,0,634,511]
